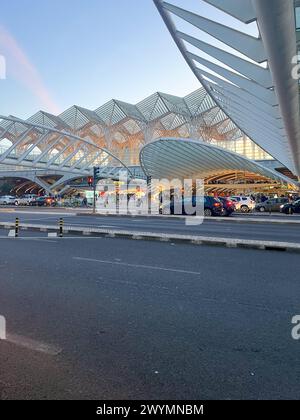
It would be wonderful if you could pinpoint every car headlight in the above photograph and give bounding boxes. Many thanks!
[280,205,284,209]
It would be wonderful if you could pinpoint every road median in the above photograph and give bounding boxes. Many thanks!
[0,221,299,253]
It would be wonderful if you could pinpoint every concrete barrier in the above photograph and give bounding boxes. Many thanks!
[0,221,299,253]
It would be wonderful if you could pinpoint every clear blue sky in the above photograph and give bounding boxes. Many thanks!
[0,0,203,118]
[0,0,256,119]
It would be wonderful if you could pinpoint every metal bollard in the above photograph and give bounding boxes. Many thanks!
[59,218,64,238]
[15,218,19,238]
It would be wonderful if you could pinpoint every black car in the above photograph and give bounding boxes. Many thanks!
[167,195,223,217]
[280,199,300,214]
[30,196,55,207]
[219,197,236,216]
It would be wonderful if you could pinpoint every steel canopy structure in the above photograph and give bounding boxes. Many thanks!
[140,138,298,191]
[0,115,133,194]
[0,88,275,193]
[154,0,300,176]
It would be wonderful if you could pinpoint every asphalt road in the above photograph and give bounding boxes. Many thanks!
[0,210,299,243]
[0,236,300,399]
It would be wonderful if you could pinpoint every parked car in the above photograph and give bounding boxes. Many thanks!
[219,197,236,216]
[0,195,16,205]
[30,196,55,207]
[280,199,300,214]
[230,196,255,213]
[165,195,223,217]
[63,197,84,208]
[202,196,224,217]
[14,194,38,206]
[255,197,289,213]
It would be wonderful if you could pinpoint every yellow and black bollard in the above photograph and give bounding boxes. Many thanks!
[59,218,64,238]
[15,218,19,238]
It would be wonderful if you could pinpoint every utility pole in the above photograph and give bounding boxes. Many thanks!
[93,178,96,214]
[93,167,100,214]
[147,176,152,215]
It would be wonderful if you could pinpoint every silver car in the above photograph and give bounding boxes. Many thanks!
[0,195,16,205]
[14,194,38,206]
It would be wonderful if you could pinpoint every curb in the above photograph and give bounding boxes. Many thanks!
[0,222,299,253]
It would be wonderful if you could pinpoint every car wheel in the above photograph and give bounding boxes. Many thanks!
[204,208,212,217]
[240,205,249,213]
[259,206,266,212]
[15,201,19,206]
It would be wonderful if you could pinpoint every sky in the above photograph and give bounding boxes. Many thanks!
[0,0,204,119]
[0,0,258,119]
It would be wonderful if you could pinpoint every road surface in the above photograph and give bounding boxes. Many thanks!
[0,236,299,399]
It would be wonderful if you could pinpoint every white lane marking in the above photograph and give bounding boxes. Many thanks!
[48,232,58,238]
[0,315,6,340]
[12,211,76,216]
[73,257,201,275]
[5,333,62,356]
[25,238,58,243]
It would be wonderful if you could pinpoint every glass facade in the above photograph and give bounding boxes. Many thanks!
[209,136,273,161]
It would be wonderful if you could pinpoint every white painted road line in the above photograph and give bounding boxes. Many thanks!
[48,232,58,238]
[11,211,77,217]
[5,333,62,356]
[0,315,6,340]
[73,256,202,275]
[30,238,58,243]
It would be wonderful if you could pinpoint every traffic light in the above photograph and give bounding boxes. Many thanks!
[88,177,93,187]
[94,167,100,180]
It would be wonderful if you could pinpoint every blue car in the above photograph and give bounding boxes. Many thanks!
[165,195,223,216]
